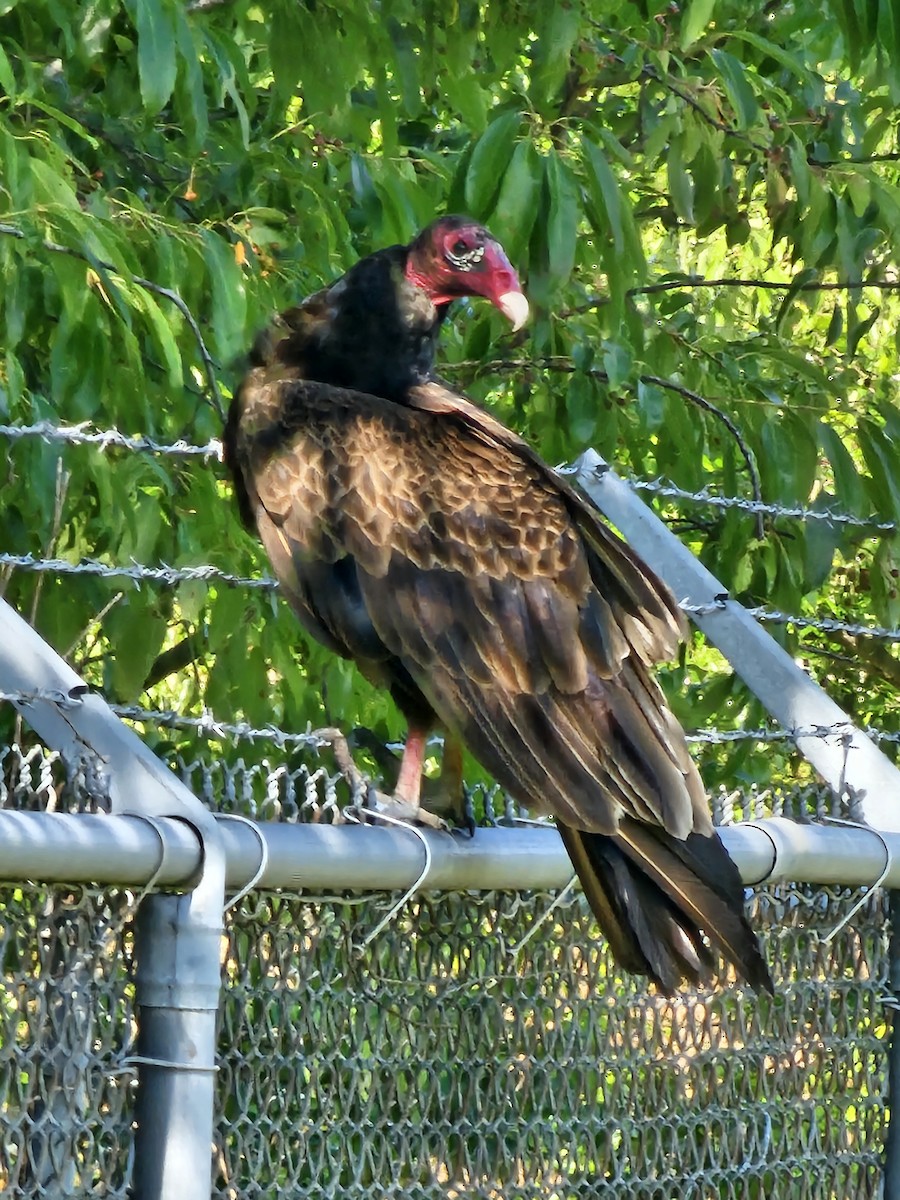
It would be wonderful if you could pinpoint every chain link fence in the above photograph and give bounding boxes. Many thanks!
[0,742,891,1198]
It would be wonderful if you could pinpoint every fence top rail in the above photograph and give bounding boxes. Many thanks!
[0,810,894,895]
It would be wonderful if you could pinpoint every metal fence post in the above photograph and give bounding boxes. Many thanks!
[132,866,225,1200]
[0,598,228,1196]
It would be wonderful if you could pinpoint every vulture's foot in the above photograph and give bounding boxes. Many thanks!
[359,788,451,832]
[344,726,476,835]
[312,726,452,830]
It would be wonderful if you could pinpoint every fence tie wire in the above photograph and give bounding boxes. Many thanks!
[112,1055,220,1076]
[817,818,893,943]
[507,871,580,958]
[219,813,270,913]
[344,806,435,951]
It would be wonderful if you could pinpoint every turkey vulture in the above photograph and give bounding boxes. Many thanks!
[225,216,771,993]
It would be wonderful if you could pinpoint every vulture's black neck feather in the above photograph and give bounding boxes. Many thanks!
[264,244,447,403]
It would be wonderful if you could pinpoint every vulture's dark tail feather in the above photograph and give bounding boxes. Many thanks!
[558,821,773,995]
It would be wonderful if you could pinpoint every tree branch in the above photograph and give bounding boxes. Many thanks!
[565,274,900,317]
[640,64,771,155]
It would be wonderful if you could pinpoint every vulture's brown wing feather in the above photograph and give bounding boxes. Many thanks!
[231,373,770,991]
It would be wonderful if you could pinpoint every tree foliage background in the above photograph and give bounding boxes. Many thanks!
[1,0,899,791]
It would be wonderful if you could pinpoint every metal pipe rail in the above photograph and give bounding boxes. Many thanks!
[0,810,893,893]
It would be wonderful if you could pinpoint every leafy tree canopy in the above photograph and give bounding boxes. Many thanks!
[1,0,898,791]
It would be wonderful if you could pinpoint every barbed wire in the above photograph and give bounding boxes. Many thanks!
[0,420,224,460]
[630,477,896,533]
[0,688,328,748]
[2,686,897,747]
[4,419,899,640]
[0,552,277,591]
[109,704,328,748]
[681,599,900,642]
[4,549,899,643]
[4,417,894,535]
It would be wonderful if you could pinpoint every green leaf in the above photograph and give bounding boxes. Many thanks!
[178,580,208,625]
[667,139,695,225]
[531,2,582,105]
[201,231,247,361]
[128,0,178,115]
[108,602,170,701]
[774,267,818,333]
[848,306,880,357]
[135,289,183,387]
[544,152,578,289]
[709,49,758,130]
[444,71,487,134]
[581,138,625,255]
[835,0,863,71]
[488,140,541,261]
[23,99,99,148]
[871,535,900,626]
[174,5,208,146]
[268,0,304,97]
[566,372,597,443]
[858,420,900,520]
[603,341,633,390]
[824,303,843,347]
[29,158,80,210]
[759,412,818,503]
[464,111,521,217]
[0,42,16,99]
[817,423,867,516]
[727,31,818,92]
[681,0,716,50]
[636,380,665,431]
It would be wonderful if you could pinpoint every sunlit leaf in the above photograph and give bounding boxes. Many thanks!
[681,0,716,49]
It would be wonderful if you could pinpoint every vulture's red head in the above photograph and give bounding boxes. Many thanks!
[405,216,529,331]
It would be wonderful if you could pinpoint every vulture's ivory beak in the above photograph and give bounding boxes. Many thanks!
[498,291,530,332]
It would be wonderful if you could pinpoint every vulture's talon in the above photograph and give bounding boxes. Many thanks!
[450,786,477,838]
[359,791,451,833]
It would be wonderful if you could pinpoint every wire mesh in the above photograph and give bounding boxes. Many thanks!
[0,884,136,1198]
[0,742,892,1198]
[216,885,887,1200]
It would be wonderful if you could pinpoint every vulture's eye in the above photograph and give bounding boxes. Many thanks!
[446,235,486,271]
